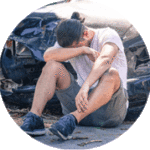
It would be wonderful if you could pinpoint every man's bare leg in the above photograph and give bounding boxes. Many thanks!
[71,68,121,123]
[30,60,71,116]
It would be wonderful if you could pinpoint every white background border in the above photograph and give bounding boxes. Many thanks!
[0,0,150,150]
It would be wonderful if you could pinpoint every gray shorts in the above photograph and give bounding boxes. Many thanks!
[55,73,128,127]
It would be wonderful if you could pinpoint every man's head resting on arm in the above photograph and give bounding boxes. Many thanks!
[56,12,95,48]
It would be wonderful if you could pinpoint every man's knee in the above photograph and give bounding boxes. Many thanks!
[42,60,62,74]
[42,60,71,89]
[103,68,120,92]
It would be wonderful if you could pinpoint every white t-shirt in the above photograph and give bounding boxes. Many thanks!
[54,27,128,90]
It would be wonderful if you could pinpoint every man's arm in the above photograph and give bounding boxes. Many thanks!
[43,47,84,62]
[43,46,99,62]
[75,42,119,113]
[84,42,118,87]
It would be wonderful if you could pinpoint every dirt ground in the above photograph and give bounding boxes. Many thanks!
[6,106,134,149]
[7,107,62,128]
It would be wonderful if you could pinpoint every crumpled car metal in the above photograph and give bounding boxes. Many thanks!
[0,0,149,121]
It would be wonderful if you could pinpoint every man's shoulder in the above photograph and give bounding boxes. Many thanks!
[97,27,117,35]
[95,27,113,32]
[95,27,124,52]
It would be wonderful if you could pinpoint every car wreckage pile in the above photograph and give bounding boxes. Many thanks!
[0,0,149,121]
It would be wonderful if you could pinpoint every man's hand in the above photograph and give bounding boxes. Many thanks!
[75,83,90,113]
[82,46,100,62]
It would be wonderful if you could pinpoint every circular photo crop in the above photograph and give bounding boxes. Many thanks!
[0,0,149,149]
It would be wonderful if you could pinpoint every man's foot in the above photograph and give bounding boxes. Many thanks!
[21,112,46,136]
[49,114,76,140]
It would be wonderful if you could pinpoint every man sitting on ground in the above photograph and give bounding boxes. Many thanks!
[21,12,128,140]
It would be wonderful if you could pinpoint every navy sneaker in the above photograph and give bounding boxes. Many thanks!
[49,114,76,140]
[21,112,46,136]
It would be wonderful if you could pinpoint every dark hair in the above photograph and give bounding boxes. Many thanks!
[56,12,86,47]
[71,12,85,23]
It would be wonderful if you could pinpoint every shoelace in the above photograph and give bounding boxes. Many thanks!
[23,115,36,126]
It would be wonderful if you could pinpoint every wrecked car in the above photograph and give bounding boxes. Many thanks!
[0,0,149,121]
